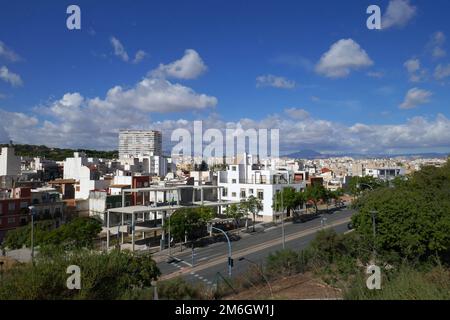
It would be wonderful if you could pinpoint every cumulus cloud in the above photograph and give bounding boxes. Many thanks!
[256,74,296,89]
[110,36,146,64]
[400,88,432,109]
[0,41,21,62]
[133,50,147,64]
[315,39,373,78]
[404,58,426,82]
[284,108,310,119]
[0,66,23,87]
[0,49,217,149]
[434,64,450,81]
[2,106,450,154]
[427,31,446,59]
[367,71,384,78]
[382,0,417,30]
[151,49,207,80]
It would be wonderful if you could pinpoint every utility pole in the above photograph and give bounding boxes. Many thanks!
[371,210,377,260]
[28,206,36,265]
[357,183,378,262]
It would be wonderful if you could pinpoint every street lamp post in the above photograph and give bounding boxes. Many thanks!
[208,224,232,277]
[28,206,36,265]
[238,257,273,298]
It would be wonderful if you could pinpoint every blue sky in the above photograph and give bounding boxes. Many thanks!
[0,0,450,154]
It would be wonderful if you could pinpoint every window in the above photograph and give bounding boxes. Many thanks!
[232,166,237,171]
[8,202,16,212]
[8,217,15,224]
[0,205,2,215]
[106,203,112,209]
[222,188,228,197]
[249,189,254,195]
[257,189,264,200]
[231,192,237,198]
[240,189,246,198]
[232,179,237,184]
[20,201,28,209]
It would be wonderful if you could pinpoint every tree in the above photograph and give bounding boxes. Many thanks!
[43,217,102,249]
[305,183,326,213]
[346,176,383,196]
[241,196,263,232]
[273,188,305,219]
[2,217,101,250]
[166,207,214,242]
[352,160,450,261]
[224,203,245,229]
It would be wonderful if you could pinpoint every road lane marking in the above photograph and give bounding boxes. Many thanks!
[160,216,352,281]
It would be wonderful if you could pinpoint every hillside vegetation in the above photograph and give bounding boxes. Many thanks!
[0,144,117,161]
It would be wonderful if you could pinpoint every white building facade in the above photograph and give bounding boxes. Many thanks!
[218,154,306,222]
[119,130,162,158]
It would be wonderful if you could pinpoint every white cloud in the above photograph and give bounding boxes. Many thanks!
[151,49,207,80]
[2,107,450,154]
[434,64,450,80]
[256,74,296,89]
[0,49,217,149]
[382,0,417,30]
[110,37,129,62]
[367,71,384,78]
[110,36,146,64]
[133,50,147,64]
[0,41,20,62]
[315,39,373,78]
[284,108,310,119]
[400,88,432,109]
[91,78,217,113]
[0,66,23,87]
[428,31,446,59]
[404,58,426,82]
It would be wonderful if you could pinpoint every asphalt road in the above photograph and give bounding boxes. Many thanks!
[157,208,355,287]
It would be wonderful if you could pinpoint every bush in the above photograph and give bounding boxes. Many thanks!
[157,277,204,300]
[0,249,160,300]
[265,249,308,278]
[344,264,450,300]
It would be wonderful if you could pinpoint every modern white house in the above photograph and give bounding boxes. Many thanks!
[217,154,306,222]
[63,152,111,199]
[364,167,405,181]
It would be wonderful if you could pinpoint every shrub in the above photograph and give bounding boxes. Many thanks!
[157,277,204,300]
[0,249,160,300]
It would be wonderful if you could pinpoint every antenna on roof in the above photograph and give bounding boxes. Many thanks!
[9,140,13,146]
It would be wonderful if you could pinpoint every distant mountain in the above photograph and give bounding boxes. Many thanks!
[284,149,323,159]
[283,149,449,160]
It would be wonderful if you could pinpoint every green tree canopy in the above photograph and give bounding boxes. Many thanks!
[352,160,450,261]
[166,207,214,242]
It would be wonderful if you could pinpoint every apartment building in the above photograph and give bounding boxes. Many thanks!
[218,154,306,222]
[118,130,162,158]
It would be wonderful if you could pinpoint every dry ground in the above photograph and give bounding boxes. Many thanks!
[224,272,342,300]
